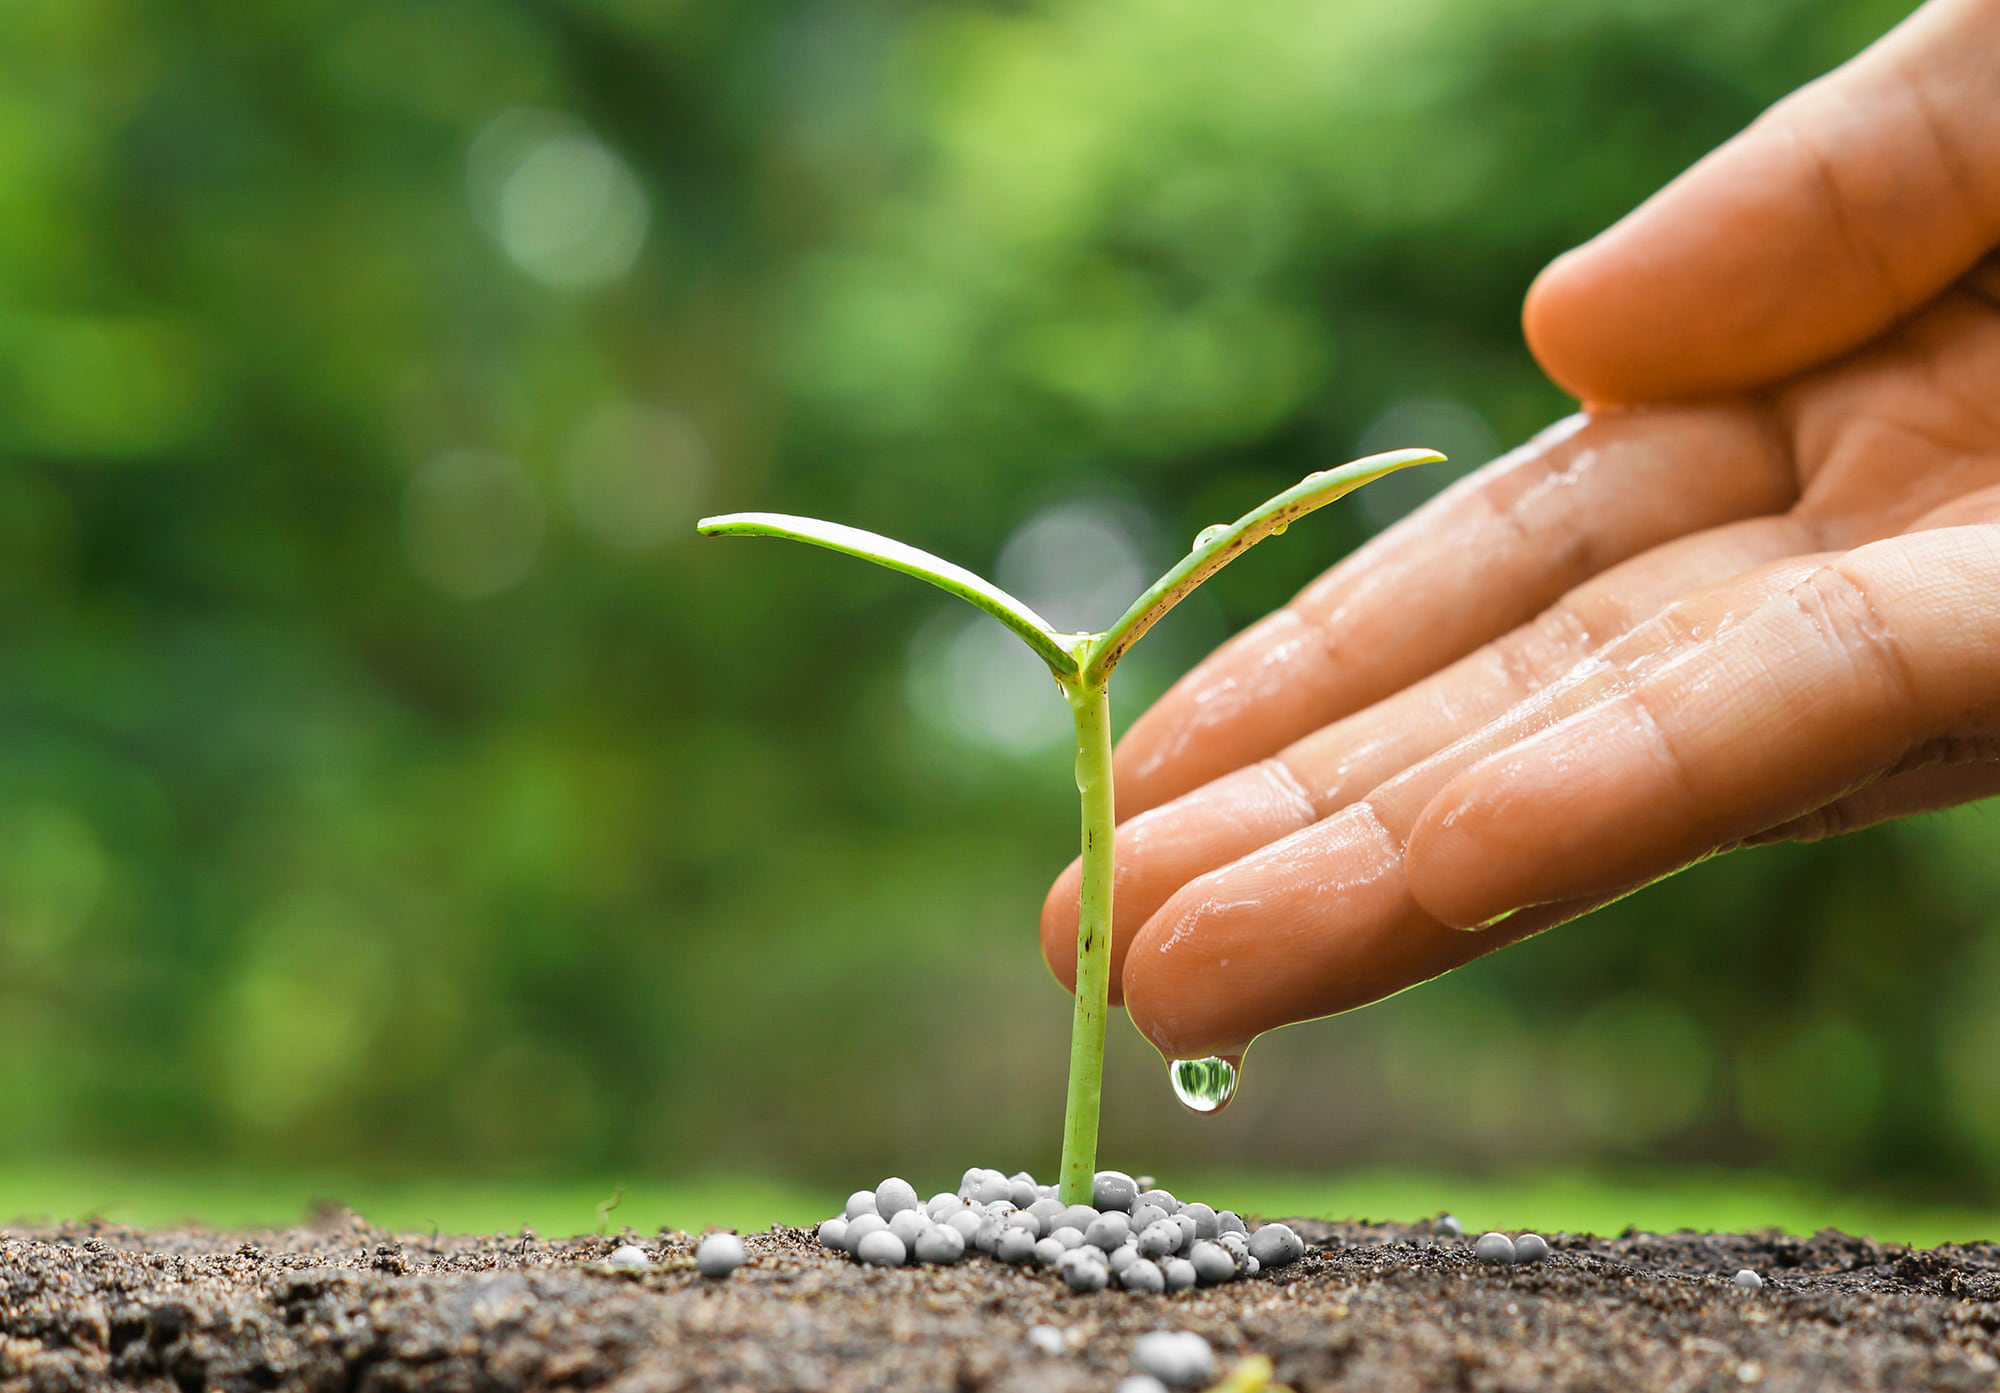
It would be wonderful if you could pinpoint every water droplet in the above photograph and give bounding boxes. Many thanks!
[1168,1055,1240,1113]
[1192,524,1230,551]
[1271,520,1289,536]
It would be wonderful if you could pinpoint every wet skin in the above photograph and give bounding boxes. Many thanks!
[1040,0,2000,1062]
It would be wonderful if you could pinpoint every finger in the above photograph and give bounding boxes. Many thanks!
[1406,525,2000,929]
[1116,738,2000,1060]
[1115,550,1838,1058]
[1040,510,1818,998]
[1115,403,1794,815]
[1746,745,2000,846]
[1525,0,2000,403]
[1120,804,1585,1059]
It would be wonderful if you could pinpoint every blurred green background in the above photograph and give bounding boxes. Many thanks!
[5,0,1996,1239]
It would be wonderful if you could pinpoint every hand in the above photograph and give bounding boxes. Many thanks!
[1039,0,2000,1063]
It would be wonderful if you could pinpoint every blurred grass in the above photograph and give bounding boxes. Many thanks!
[4,1164,1992,1249]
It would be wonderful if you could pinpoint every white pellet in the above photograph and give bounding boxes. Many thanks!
[1189,1242,1235,1286]
[843,1213,889,1254]
[1061,1253,1110,1292]
[875,1177,919,1220]
[1131,1330,1215,1389]
[695,1233,746,1278]
[1094,1171,1140,1213]
[887,1209,929,1248]
[1137,1221,1180,1259]
[973,1174,1012,1205]
[855,1230,907,1267]
[1248,1222,1304,1268]
[995,1228,1037,1264]
[914,1224,966,1265]
[1120,1258,1166,1294]
[1086,1213,1132,1252]
[1026,1324,1065,1356]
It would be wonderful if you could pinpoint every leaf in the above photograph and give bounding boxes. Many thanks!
[1083,448,1444,680]
[696,512,1080,677]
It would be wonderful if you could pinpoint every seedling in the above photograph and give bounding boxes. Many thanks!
[697,448,1441,1205]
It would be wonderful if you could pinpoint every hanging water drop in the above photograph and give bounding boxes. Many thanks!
[1271,519,1289,536]
[1192,524,1230,551]
[1168,1055,1240,1113]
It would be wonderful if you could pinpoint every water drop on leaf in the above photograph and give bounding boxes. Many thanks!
[1192,524,1230,551]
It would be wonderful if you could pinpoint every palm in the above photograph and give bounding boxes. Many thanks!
[1782,270,2000,547]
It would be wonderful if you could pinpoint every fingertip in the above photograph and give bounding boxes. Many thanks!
[1521,245,1603,404]
[1119,880,1243,1063]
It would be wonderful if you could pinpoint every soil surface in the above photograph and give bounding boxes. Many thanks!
[6,1209,2000,1392]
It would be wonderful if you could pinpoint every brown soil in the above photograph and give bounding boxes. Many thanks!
[6,1210,2000,1392]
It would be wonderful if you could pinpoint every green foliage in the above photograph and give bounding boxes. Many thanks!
[0,0,1981,1218]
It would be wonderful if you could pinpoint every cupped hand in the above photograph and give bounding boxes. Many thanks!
[1040,0,2000,1062]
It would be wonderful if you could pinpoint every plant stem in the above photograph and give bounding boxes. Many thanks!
[1057,673,1115,1205]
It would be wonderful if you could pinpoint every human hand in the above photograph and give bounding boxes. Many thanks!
[1039,0,2000,1063]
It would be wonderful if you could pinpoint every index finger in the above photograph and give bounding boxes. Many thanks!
[1116,403,1795,814]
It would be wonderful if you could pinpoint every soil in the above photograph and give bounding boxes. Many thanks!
[6,1209,2000,1393]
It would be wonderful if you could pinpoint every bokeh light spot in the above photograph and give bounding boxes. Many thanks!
[995,497,1153,633]
[467,108,649,288]
[906,610,1068,757]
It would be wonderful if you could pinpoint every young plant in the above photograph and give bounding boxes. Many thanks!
[698,448,1441,1205]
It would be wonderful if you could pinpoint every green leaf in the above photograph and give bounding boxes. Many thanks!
[1082,448,1444,680]
[696,512,1080,677]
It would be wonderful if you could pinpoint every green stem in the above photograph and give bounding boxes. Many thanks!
[1057,673,1115,1205]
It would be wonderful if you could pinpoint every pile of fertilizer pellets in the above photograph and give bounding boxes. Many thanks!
[1473,1231,1551,1265]
[815,1168,1305,1293]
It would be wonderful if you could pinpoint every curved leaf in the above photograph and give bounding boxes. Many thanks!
[697,512,1080,676]
[1082,448,1444,681]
